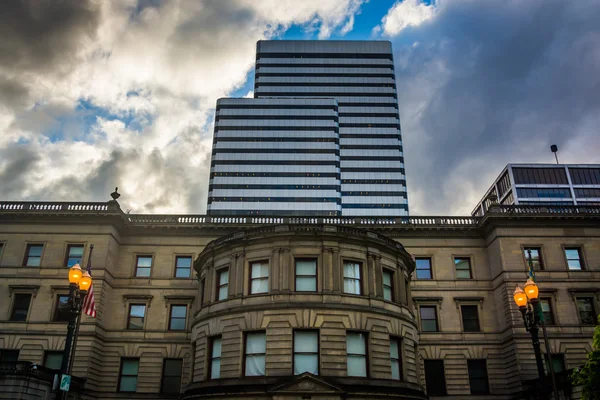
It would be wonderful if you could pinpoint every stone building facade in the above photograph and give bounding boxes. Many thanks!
[0,200,599,399]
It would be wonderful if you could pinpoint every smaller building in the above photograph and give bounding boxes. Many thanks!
[472,163,600,216]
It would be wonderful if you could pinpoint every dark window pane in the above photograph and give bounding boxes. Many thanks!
[175,256,192,278]
[0,350,19,363]
[540,299,554,324]
[454,258,472,279]
[25,244,43,266]
[565,248,584,270]
[44,352,63,370]
[169,305,187,330]
[416,258,432,280]
[11,294,32,321]
[523,247,543,270]
[468,359,489,395]
[161,359,182,393]
[461,305,480,332]
[136,256,152,277]
[424,360,446,396]
[577,298,596,325]
[420,306,438,332]
[119,359,139,392]
[128,305,146,329]
[66,245,84,267]
[54,295,71,322]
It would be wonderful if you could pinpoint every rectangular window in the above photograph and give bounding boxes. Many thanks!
[250,261,269,294]
[64,244,84,267]
[419,306,438,332]
[295,259,317,292]
[0,349,19,363]
[383,270,394,301]
[217,269,229,301]
[523,247,543,270]
[175,256,192,278]
[415,258,432,280]
[10,293,32,321]
[461,305,480,332]
[424,360,446,396]
[44,351,63,370]
[294,330,319,375]
[454,257,472,279]
[346,332,367,377]
[119,358,139,392]
[127,304,146,330]
[24,244,43,267]
[389,337,402,380]
[53,295,70,322]
[135,255,152,277]
[343,262,362,295]
[169,305,187,331]
[209,336,222,379]
[161,358,183,394]
[546,353,565,374]
[577,297,597,325]
[467,359,490,395]
[540,298,555,325]
[565,247,585,270]
[244,332,266,376]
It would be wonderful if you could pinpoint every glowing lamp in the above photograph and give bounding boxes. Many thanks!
[79,271,92,292]
[69,264,82,284]
[524,279,539,300]
[513,286,528,307]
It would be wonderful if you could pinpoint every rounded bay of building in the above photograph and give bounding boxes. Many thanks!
[187,224,426,399]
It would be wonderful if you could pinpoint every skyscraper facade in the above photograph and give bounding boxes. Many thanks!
[207,40,407,217]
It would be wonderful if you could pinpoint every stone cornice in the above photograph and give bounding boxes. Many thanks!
[1,201,599,239]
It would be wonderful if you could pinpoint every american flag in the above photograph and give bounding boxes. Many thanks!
[82,244,97,318]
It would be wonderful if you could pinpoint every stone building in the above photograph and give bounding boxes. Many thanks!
[0,200,598,399]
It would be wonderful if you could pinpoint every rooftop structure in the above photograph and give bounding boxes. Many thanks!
[472,163,600,216]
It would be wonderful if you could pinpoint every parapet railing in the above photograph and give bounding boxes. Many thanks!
[0,201,115,212]
[1,201,599,228]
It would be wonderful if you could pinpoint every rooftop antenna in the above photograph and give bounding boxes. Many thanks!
[550,144,559,164]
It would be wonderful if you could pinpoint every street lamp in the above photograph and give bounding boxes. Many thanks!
[514,276,560,400]
[56,263,92,397]
[514,280,545,379]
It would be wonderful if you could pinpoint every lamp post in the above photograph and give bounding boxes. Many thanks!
[513,279,559,400]
[514,280,546,379]
[56,263,92,398]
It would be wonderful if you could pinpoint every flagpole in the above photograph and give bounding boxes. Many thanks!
[68,303,83,375]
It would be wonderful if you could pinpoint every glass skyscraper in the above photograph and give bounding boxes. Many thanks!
[207,40,407,217]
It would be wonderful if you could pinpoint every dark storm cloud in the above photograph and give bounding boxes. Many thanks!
[392,0,600,214]
[0,0,101,73]
[0,146,41,196]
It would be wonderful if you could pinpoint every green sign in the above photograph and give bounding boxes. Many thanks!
[59,374,71,392]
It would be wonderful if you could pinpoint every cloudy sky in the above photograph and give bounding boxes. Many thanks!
[1,0,599,216]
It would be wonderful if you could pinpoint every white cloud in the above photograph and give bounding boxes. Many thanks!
[0,0,364,213]
[375,0,436,36]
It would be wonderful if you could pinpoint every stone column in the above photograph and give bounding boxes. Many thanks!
[322,248,334,292]
[272,248,280,293]
[281,247,291,292]
[229,253,238,297]
[367,253,376,297]
[332,248,340,293]
[374,254,383,299]
[234,252,245,297]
